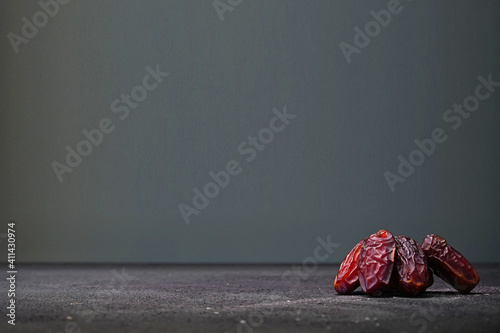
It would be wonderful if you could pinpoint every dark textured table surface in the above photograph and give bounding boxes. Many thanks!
[1,264,499,332]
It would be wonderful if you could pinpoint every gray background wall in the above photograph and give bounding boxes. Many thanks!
[1,0,499,263]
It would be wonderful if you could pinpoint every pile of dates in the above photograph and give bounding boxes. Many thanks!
[334,230,480,297]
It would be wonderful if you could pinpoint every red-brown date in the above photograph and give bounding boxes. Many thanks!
[394,235,431,296]
[421,234,480,294]
[358,230,396,296]
[334,239,364,294]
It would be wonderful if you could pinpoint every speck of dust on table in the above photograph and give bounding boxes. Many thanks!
[1,264,499,333]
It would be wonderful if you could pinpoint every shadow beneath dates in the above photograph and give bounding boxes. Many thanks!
[392,291,483,298]
[336,290,483,298]
[416,291,483,298]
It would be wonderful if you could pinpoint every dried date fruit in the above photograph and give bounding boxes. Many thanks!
[427,268,434,288]
[394,235,430,296]
[358,230,396,296]
[333,231,476,297]
[334,239,364,294]
[421,234,480,294]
